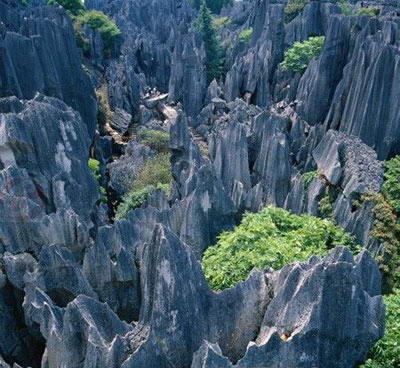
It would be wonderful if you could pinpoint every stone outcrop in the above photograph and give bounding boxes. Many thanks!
[0,3,97,133]
[0,0,395,366]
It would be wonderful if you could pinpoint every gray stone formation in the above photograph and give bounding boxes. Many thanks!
[0,0,398,366]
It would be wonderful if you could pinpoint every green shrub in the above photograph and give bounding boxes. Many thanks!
[212,16,232,29]
[339,0,354,15]
[303,170,319,189]
[357,7,380,17]
[280,36,325,73]
[202,206,359,291]
[96,85,112,126]
[88,158,107,203]
[131,153,171,192]
[319,191,334,218]
[76,10,120,49]
[238,28,253,43]
[48,0,84,16]
[360,289,400,368]
[358,156,400,292]
[139,129,170,153]
[88,158,101,180]
[284,0,308,24]
[382,155,400,214]
[193,0,232,14]
[115,184,168,220]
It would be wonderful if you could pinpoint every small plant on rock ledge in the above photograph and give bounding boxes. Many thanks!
[284,0,309,24]
[280,36,325,73]
[115,154,171,220]
[238,28,253,43]
[75,10,121,52]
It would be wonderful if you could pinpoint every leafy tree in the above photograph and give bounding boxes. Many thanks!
[115,184,168,220]
[197,1,224,83]
[280,36,325,73]
[360,289,400,368]
[238,28,253,43]
[284,0,308,24]
[76,10,121,49]
[139,129,170,153]
[202,206,359,291]
[48,0,84,16]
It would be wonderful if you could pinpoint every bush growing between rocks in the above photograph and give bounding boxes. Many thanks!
[382,155,400,214]
[280,36,325,73]
[202,206,359,290]
[339,0,353,16]
[238,28,253,43]
[212,16,232,29]
[360,289,400,368]
[88,158,101,180]
[139,129,170,153]
[88,158,107,203]
[193,0,232,14]
[115,154,171,219]
[357,7,380,17]
[131,153,171,191]
[358,155,400,292]
[49,0,120,53]
[96,85,112,126]
[48,0,84,16]
[75,10,121,50]
[284,0,308,24]
[115,184,169,220]
[303,170,319,189]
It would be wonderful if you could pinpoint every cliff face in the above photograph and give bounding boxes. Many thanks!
[0,0,398,367]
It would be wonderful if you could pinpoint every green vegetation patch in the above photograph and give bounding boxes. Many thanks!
[49,0,120,53]
[115,184,168,220]
[88,158,101,180]
[115,153,171,219]
[358,155,400,292]
[76,10,121,49]
[96,85,112,126]
[360,289,400,368]
[357,7,380,17]
[88,158,107,203]
[339,0,353,15]
[281,36,325,73]
[238,28,253,43]
[303,170,319,189]
[382,155,400,214]
[202,206,359,291]
[212,16,232,30]
[197,1,224,83]
[48,0,84,16]
[193,0,232,14]
[139,129,170,153]
[284,0,308,24]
